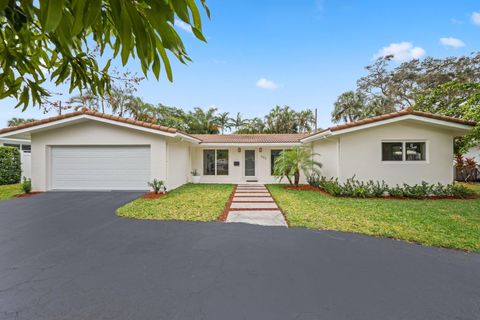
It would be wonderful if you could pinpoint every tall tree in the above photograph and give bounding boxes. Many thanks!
[186,107,219,134]
[264,105,298,133]
[7,118,37,127]
[415,81,480,153]
[0,0,209,110]
[231,112,248,132]
[297,110,316,133]
[331,91,367,123]
[216,112,231,134]
[357,53,480,111]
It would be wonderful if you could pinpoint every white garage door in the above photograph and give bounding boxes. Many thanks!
[51,146,150,190]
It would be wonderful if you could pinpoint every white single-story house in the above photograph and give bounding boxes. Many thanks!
[0,108,475,191]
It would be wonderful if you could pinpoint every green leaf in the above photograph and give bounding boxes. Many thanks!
[152,53,160,79]
[83,0,102,27]
[0,0,9,12]
[71,0,87,35]
[39,0,64,32]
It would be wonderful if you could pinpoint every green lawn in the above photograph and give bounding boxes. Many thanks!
[0,184,22,200]
[117,183,234,221]
[268,184,480,252]
[458,182,480,195]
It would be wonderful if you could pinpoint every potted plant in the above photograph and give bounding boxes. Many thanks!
[191,169,201,184]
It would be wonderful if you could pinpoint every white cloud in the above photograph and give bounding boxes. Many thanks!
[256,78,279,90]
[374,42,425,62]
[472,11,480,25]
[174,19,192,33]
[440,37,465,48]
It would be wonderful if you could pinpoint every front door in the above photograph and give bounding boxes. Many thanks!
[244,150,256,176]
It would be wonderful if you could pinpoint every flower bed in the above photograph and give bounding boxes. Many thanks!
[304,175,476,199]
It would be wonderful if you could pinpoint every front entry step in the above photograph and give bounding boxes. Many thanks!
[225,184,287,227]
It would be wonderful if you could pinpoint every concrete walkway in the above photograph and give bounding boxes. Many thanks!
[226,184,288,227]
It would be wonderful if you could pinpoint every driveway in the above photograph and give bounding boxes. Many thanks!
[0,192,479,320]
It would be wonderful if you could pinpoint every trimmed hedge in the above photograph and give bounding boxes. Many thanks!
[309,175,475,199]
[0,146,21,185]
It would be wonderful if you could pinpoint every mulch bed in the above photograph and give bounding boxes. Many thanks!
[218,185,237,221]
[281,185,478,200]
[141,192,167,199]
[15,192,43,198]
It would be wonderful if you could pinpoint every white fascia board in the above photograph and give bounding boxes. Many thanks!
[300,131,332,143]
[328,115,474,136]
[176,133,201,144]
[0,114,180,139]
[196,142,303,147]
[0,137,31,143]
[300,115,474,143]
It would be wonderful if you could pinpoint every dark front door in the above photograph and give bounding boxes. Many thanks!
[244,150,256,176]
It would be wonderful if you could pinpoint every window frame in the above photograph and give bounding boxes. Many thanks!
[270,149,284,175]
[203,149,229,176]
[381,140,428,163]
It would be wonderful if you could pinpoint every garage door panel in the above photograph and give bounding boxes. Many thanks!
[52,146,150,190]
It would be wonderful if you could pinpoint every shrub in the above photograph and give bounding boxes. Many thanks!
[0,146,21,185]
[318,176,475,199]
[306,172,321,187]
[147,179,166,194]
[22,177,32,194]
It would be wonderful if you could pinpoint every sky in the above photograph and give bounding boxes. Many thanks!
[1,0,479,129]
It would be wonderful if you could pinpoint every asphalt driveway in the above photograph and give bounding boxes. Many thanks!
[0,192,479,320]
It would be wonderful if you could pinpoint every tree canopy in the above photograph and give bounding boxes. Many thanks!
[0,0,209,109]
[332,53,480,124]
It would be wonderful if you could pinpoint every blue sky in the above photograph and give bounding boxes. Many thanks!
[1,0,479,129]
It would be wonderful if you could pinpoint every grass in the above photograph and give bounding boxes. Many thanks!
[0,183,22,200]
[117,183,234,221]
[268,184,480,252]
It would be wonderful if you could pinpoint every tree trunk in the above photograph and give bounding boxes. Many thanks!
[294,169,300,186]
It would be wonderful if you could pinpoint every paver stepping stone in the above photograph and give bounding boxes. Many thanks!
[226,211,287,226]
[233,192,271,197]
[230,202,278,209]
[232,197,273,202]
[225,184,287,227]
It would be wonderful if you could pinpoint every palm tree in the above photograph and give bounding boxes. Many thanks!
[216,112,231,134]
[273,147,322,186]
[331,91,367,123]
[187,107,219,134]
[231,112,248,132]
[264,105,298,133]
[297,109,315,133]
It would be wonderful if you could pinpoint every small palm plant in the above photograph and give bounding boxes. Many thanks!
[273,147,322,186]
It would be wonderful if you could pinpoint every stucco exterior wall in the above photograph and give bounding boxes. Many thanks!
[311,138,339,179]
[166,141,191,190]
[337,122,455,185]
[190,146,306,184]
[31,121,167,191]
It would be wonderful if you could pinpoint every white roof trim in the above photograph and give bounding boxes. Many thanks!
[301,114,474,143]
[0,114,201,144]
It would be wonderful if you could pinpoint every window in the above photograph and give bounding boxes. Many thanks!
[382,142,403,161]
[405,142,426,161]
[21,145,31,153]
[271,149,283,175]
[382,141,426,162]
[216,150,229,175]
[2,143,31,153]
[3,143,20,149]
[203,149,229,175]
[203,150,215,175]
